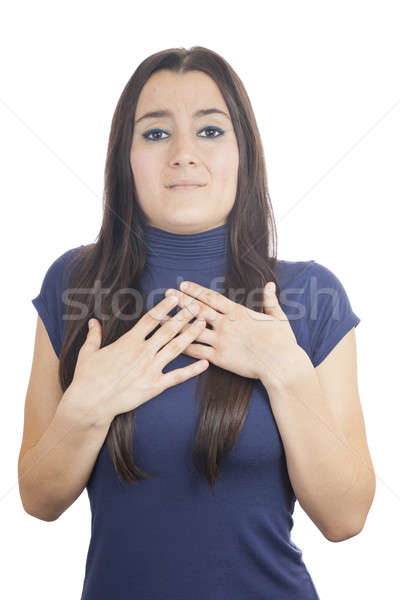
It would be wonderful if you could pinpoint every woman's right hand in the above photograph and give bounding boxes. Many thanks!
[64,295,209,425]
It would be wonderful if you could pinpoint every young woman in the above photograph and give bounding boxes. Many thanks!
[19,46,375,599]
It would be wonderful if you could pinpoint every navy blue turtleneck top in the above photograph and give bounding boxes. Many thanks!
[31,223,360,599]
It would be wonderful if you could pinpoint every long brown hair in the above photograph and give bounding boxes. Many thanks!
[59,46,281,490]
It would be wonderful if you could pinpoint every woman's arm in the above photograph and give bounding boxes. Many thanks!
[261,328,375,542]
[18,388,112,522]
[18,316,112,522]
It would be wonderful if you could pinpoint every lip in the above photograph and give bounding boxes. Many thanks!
[165,179,207,188]
[167,184,205,190]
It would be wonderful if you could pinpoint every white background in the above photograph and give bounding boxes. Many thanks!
[1,0,398,598]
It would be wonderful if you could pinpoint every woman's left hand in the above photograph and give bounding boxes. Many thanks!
[164,280,306,389]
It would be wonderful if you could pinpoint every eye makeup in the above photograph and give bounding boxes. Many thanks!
[142,125,225,142]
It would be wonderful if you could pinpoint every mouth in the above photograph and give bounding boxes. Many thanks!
[167,184,206,190]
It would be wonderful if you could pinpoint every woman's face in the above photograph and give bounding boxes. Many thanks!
[130,70,239,234]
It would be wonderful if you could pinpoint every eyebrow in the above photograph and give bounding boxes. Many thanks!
[134,107,230,125]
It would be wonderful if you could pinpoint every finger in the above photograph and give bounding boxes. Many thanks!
[161,357,209,390]
[263,281,285,319]
[179,341,214,362]
[156,317,208,366]
[165,288,219,326]
[148,301,203,351]
[177,281,232,314]
[157,317,214,355]
[179,320,216,346]
[80,318,102,355]
[134,295,179,337]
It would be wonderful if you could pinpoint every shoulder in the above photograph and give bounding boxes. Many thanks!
[275,258,349,292]
[31,244,87,357]
[276,258,360,367]
[43,245,86,283]
[274,258,314,290]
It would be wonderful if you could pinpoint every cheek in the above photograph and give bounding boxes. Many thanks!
[211,142,239,184]
[130,148,159,191]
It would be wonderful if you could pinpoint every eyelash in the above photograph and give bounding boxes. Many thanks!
[142,126,225,142]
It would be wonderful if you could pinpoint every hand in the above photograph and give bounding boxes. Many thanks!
[164,280,304,388]
[65,295,209,425]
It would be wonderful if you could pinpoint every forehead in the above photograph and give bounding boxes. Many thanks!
[135,70,229,116]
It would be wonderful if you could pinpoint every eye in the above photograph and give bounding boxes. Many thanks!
[198,126,224,138]
[142,128,168,142]
[141,125,225,142]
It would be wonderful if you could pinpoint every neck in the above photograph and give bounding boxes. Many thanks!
[143,222,229,269]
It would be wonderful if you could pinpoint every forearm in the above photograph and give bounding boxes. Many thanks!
[261,349,374,542]
[18,390,113,522]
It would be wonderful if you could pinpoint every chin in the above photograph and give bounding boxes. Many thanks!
[163,215,215,234]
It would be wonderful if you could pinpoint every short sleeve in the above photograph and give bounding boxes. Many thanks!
[31,246,84,358]
[305,261,361,367]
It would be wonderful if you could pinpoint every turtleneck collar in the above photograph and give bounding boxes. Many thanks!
[143,222,229,269]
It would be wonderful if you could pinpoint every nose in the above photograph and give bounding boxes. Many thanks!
[168,133,200,167]
[171,157,197,167]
